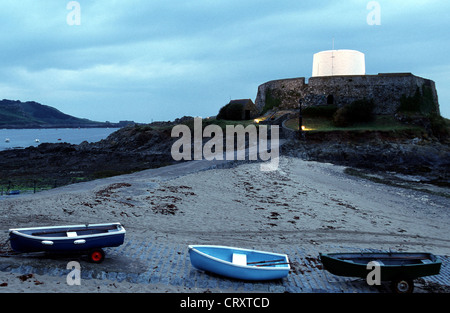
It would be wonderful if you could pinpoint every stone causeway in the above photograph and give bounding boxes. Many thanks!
[1,236,449,293]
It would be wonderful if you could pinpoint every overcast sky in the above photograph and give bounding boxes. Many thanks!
[0,0,449,122]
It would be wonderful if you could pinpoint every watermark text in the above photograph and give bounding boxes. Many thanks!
[171,118,279,171]
[366,261,382,286]
[66,261,81,285]
[367,1,381,25]
[67,1,81,26]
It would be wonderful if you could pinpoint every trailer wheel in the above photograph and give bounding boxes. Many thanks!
[89,249,105,263]
[391,278,414,293]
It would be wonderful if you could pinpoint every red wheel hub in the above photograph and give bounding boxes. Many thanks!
[91,251,103,262]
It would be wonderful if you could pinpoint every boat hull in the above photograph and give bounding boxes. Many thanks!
[9,223,126,254]
[189,245,290,281]
[319,252,441,282]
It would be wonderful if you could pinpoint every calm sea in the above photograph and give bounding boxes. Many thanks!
[0,128,120,151]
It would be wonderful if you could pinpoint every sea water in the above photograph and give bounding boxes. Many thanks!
[0,128,120,151]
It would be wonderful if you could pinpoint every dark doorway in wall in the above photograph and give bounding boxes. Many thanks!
[327,95,334,105]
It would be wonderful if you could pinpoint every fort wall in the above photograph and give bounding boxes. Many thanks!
[255,73,440,116]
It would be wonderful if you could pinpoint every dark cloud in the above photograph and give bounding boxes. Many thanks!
[0,1,448,121]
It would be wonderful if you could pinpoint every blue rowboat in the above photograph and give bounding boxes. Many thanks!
[188,245,290,281]
[8,222,126,263]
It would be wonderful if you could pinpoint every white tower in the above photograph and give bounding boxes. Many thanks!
[312,50,366,77]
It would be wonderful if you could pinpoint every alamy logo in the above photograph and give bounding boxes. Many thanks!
[366,261,382,286]
[67,1,81,26]
[66,261,81,285]
[171,118,280,171]
[367,1,381,26]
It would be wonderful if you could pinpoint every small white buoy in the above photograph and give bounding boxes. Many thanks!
[35,139,40,143]
[5,138,10,143]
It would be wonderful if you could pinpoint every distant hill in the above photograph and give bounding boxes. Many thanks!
[0,99,133,128]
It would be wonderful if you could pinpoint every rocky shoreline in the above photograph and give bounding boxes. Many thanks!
[283,131,450,190]
[0,125,178,188]
[0,121,449,195]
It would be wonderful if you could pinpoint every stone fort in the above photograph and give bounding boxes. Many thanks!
[255,50,440,116]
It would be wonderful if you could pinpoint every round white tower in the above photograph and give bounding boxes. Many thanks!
[312,50,365,77]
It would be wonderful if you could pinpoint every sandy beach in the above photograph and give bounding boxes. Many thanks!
[0,156,449,293]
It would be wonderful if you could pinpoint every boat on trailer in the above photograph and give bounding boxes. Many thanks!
[319,252,442,293]
[189,245,290,281]
[8,222,126,263]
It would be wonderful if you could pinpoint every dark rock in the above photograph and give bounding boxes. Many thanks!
[283,133,450,187]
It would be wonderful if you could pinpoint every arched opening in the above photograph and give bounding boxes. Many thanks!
[327,95,334,105]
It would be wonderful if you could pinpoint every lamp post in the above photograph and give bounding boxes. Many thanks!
[298,98,303,139]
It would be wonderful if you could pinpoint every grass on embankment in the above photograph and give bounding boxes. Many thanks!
[284,115,424,133]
